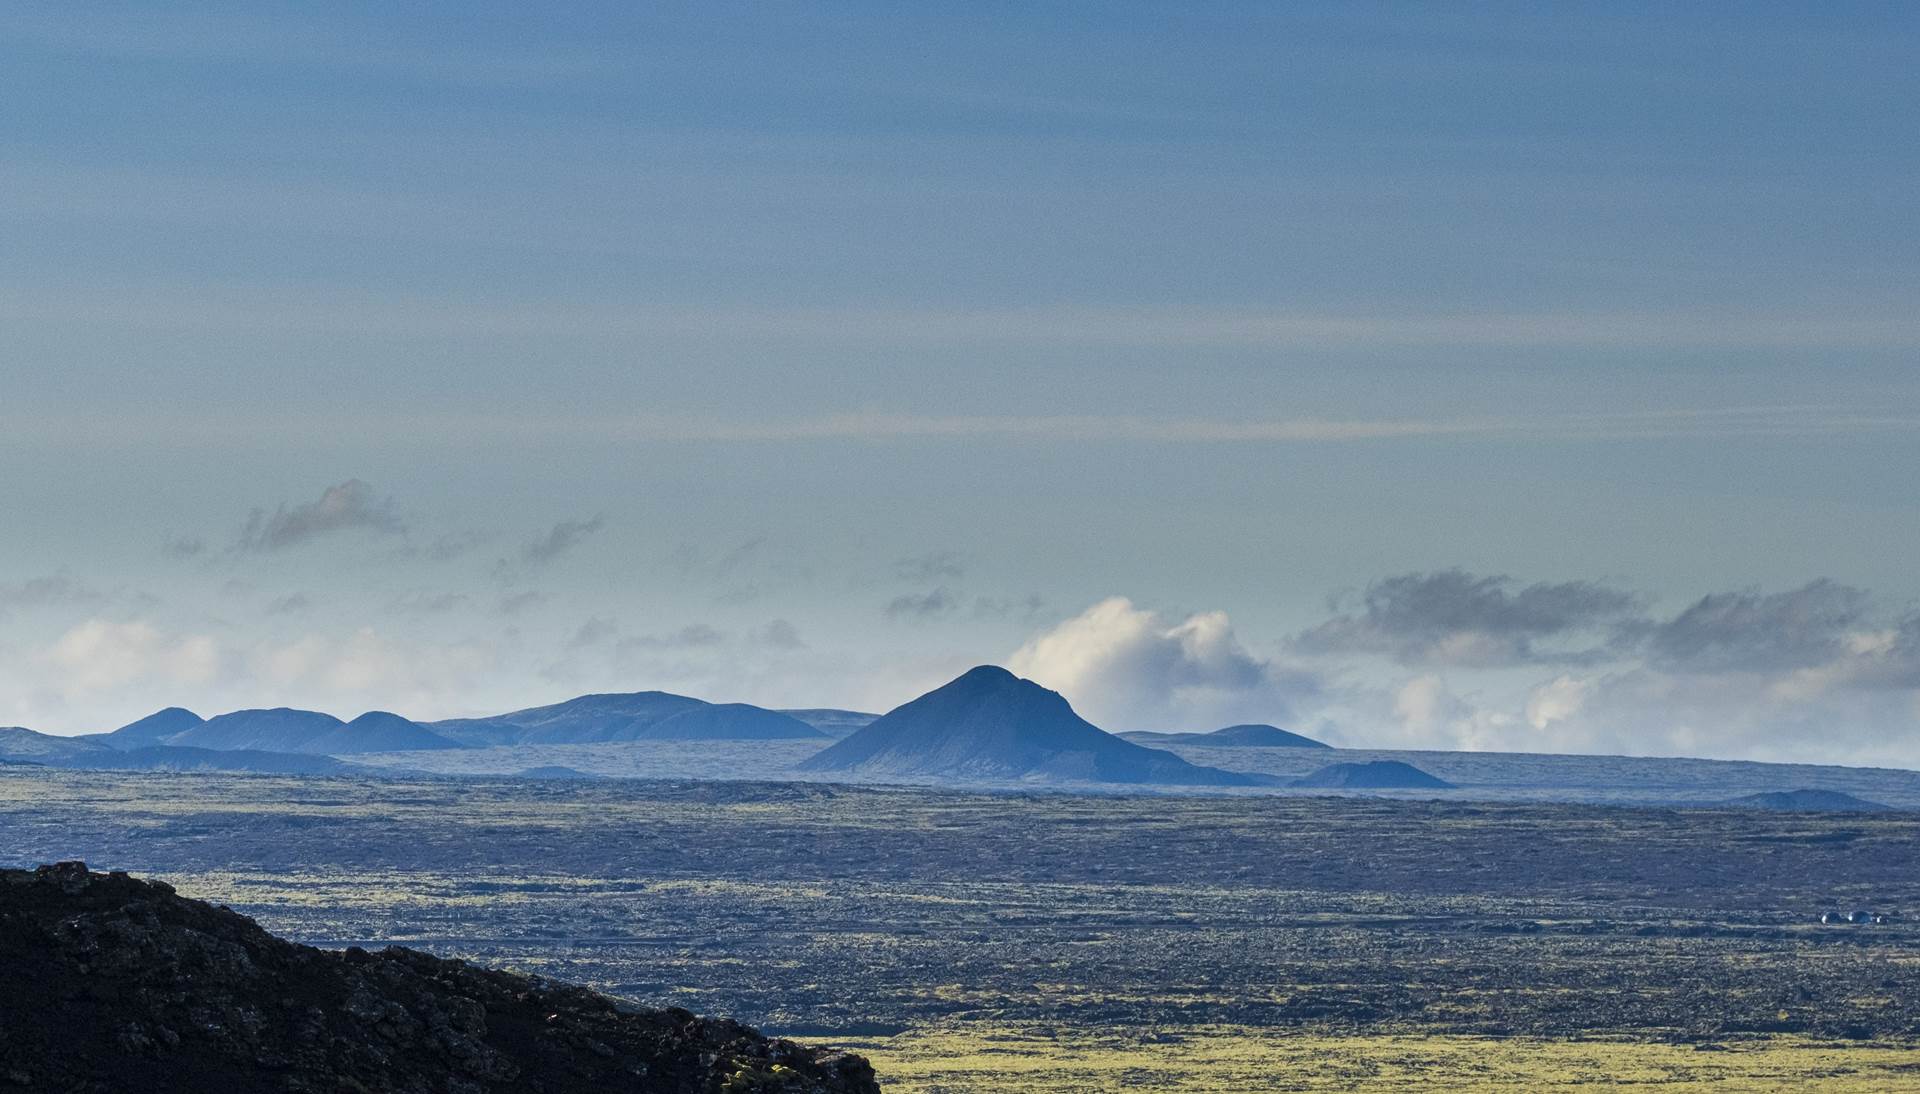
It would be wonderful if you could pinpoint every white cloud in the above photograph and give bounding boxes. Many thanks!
[1524,675,1594,731]
[1009,597,1314,732]
[40,619,221,694]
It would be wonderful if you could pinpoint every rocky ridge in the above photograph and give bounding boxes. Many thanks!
[0,862,878,1094]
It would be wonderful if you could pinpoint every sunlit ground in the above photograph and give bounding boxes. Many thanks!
[840,1026,1920,1092]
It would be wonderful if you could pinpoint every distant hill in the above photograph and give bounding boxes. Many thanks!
[1723,789,1893,813]
[1121,723,1329,749]
[639,704,826,741]
[1294,760,1453,790]
[799,666,1260,786]
[168,709,462,755]
[89,707,205,749]
[0,727,110,763]
[331,712,466,753]
[54,746,351,775]
[429,691,708,746]
[515,766,601,780]
[780,709,880,738]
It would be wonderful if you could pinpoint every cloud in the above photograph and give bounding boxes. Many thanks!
[161,536,207,559]
[39,619,222,694]
[1637,580,1872,674]
[238,480,405,552]
[670,537,813,605]
[1009,597,1317,731]
[424,530,489,561]
[494,515,604,582]
[251,628,498,706]
[566,616,618,649]
[1294,569,1643,667]
[885,588,958,621]
[496,591,546,616]
[265,593,312,616]
[1316,576,1920,764]
[521,515,605,565]
[0,574,103,615]
[757,619,806,650]
[894,552,967,582]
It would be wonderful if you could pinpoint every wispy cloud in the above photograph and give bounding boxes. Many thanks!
[494,516,605,582]
[237,480,405,552]
[885,588,959,621]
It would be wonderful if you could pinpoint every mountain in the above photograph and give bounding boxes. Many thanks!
[168,708,462,755]
[54,745,351,775]
[1293,760,1453,790]
[780,708,881,737]
[798,665,1259,786]
[92,707,205,749]
[331,711,466,753]
[0,727,110,763]
[429,691,709,746]
[0,861,878,1094]
[1723,789,1893,813]
[639,703,827,740]
[1121,723,1330,749]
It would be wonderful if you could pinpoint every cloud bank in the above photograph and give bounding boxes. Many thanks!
[1009,597,1318,732]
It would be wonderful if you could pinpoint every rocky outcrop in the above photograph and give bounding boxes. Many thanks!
[0,862,879,1094]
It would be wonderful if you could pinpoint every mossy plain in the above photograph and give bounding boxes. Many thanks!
[5,770,1918,1090]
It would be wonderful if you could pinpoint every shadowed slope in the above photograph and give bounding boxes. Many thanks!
[1122,723,1330,749]
[639,703,827,740]
[93,707,205,748]
[799,666,1259,785]
[168,708,461,754]
[430,691,709,746]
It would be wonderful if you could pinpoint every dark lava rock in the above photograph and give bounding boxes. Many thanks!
[0,862,879,1094]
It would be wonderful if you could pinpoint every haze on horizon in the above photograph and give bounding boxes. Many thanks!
[3,4,1918,767]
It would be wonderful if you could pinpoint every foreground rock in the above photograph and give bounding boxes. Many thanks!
[0,862,879,1094]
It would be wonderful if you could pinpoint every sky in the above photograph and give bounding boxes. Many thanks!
[3,4,1919,765]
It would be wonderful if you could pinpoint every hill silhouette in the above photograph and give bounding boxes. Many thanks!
[639,703,826,740]
[0,724,350,774]
[780,708,880,737]
[1294,760,1453,790]
[0,726,108,763]
[90,707,205,748]
[799,666,1258,785]
[1723,789,1893,813]
[168,708,462,754]
[429,691,709,745]
[0,862,877,1093]
[1122,723,1329,749]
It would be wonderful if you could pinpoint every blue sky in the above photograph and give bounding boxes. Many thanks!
[3,4,1919,763]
